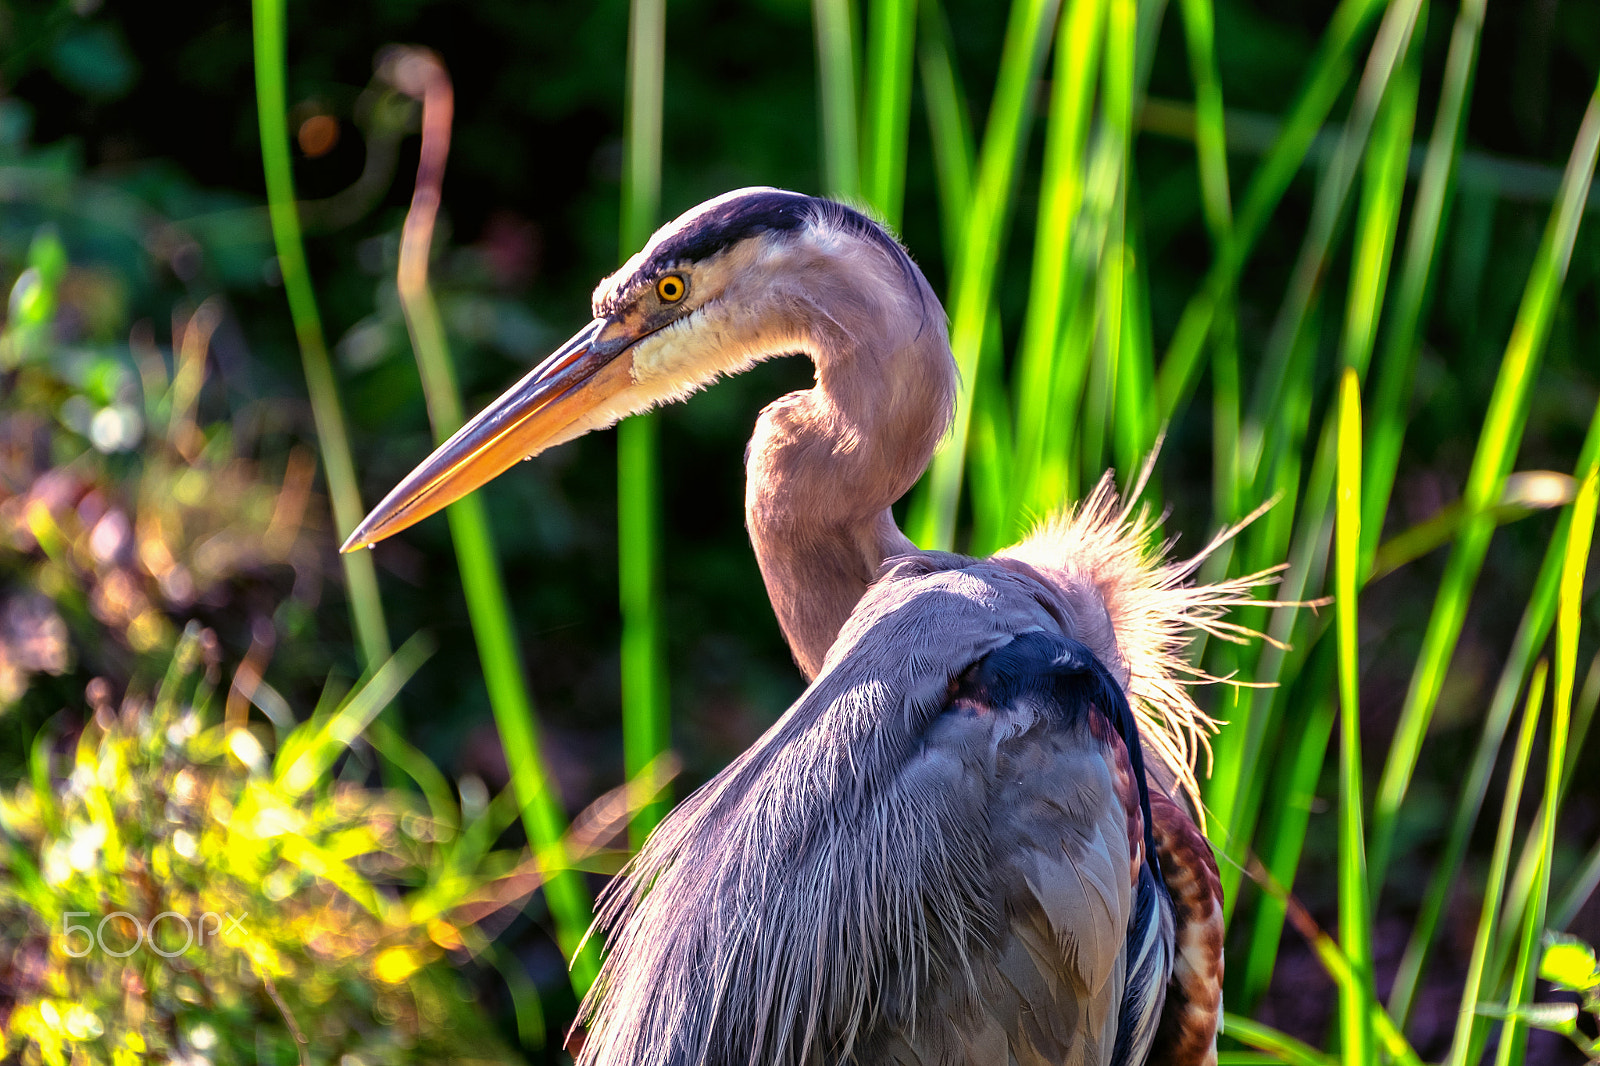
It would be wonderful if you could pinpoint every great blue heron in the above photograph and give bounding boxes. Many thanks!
[345,188,1272,1065]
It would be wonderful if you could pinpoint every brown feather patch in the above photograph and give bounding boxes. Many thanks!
[1146,790,1224,1066]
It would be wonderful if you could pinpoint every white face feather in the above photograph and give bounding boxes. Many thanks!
[540,190,928,456]
[627,237,805,387]
[541,232,800,445]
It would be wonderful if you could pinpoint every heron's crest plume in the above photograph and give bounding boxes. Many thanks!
[1002,457,1284,817]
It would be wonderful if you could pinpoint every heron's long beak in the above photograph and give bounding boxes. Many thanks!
[340,317,631,552]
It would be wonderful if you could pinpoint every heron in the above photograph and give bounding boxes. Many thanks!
[344,188,1273,1065]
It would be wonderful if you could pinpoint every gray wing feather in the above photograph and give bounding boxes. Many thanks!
[577,558,1173,1066]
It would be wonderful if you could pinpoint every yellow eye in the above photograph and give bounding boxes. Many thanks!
[656,274,686,303]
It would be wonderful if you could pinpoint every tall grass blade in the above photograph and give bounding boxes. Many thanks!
[1176,0,1231,240]
[1387,400,1600,1024]
[814,0,862,201]
[1554,666,1600,927]
[1445,662,1547,1066]
[1207,302,1242,527]
[1338,42,1415,383]
[622,0,666,247]
[384,47,597,993]
[861,0,918,226]
[619,0,671,848]
[1334,367,1374,1066]
[917,1,976,260]
[910,2,1019,559]
[1360,0,1487,569]
[1222,1014,1334,1066]
[907,0,1061,549]
[1111,228,1159,476]
[1551,657,1600,928]
[1498,469,1600,1062]
[1559,650,1600,796]
[1208,323,1324,911]
[968,317,1015,556]
[1131,0,1168,82]
[1239,654,1335,1007]
[1174,0,1240,527]
[1007,0,1105,538]
[1239,0,1421,489]
[1075,0,1135,489]
[1368,74,1600,892]
[1155,0,1386,421]
[1552,476,1598,880]
[250,0,391,669]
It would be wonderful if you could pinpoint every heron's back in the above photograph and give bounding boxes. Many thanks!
[578,559,1179,1066]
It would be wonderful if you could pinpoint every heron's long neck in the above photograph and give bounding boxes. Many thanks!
[744,280,955,680]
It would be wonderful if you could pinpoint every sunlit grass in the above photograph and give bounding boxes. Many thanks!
[0,627,535,1064]
[1335,367,1375,1066]
[812,0,1600,1058]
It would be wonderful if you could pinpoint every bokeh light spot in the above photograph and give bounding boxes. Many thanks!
[297,114,340,158]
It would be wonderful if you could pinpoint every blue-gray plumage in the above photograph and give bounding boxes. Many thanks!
[584,556,1176,1066]
[345,188,1272,1066]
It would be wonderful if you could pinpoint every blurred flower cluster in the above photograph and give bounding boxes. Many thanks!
[0,626,528,1065]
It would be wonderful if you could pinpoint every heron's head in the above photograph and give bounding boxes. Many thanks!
[342,187,929,551]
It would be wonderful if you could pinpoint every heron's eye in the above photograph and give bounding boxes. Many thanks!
[656,274,687,303]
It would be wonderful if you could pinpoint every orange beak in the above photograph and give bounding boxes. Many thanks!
[340,317,632,552]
